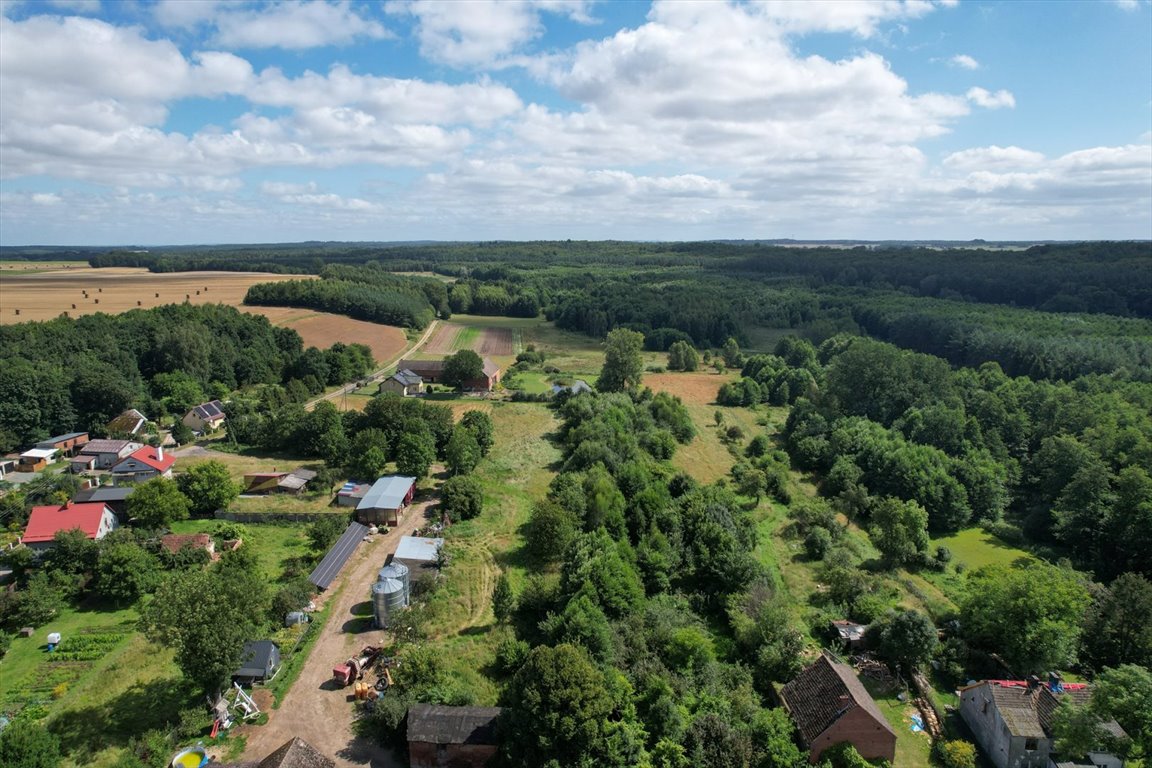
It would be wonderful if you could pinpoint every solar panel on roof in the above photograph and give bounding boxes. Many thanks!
[308,521,368,590]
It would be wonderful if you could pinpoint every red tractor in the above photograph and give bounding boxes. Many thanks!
[332,646,382,687]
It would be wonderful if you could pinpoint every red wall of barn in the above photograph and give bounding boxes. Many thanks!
[809,708,896,764]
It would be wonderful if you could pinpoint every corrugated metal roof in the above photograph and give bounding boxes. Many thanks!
[356,476,415,511]
[395,536,443,563]
[308,521,368,590]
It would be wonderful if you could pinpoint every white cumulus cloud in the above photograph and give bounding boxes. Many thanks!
[950,54,979,69]
[967,87,1015,109]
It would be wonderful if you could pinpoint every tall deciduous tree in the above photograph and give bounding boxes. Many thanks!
[873,609,938,672]
[667,341,699,372]
[441,475,483,522]
[460,410,494,456]
[126,477,190,529]
[395,432,436,478]
[597,328,645,393]
[141,553,269,696]
[961,562,1091,674]
[870,497,929,566]
[500,643,642,767]
[176,460,240,517]
[1080,572,1152,671]
[445,426,481,475]
[442,350,484,390]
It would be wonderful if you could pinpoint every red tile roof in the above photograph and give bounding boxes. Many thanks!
[125,445,175,472]
[23,502,113,543]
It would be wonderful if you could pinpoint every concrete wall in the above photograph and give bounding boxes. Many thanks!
[809,707,896,764]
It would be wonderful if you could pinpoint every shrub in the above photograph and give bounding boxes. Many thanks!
[935,740,977,768]
[441,476,484,522]
[804,528,832,560]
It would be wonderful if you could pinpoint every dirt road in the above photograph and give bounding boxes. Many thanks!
[306,320,439,411]
[238,497,438,766]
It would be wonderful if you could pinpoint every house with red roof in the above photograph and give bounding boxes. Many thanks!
[22,501,119,551]
[110,445,175,483]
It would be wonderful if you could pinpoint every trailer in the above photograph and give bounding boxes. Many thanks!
[333,646,382,687]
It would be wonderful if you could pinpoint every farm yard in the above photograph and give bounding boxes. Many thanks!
[0,267,310,324]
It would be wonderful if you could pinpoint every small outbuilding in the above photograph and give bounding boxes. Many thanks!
[233,640,282,684]
[336,481,372,507]
[17,448,58,472]
[244,468,317,495]
[379,369,424,397]
[407,704,503,768]
[36,432,89,457]
[831,619,868,650]
[355,476,416,525]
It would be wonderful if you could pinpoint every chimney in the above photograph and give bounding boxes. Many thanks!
[157,445,164,461]
[1026,675,1042,694]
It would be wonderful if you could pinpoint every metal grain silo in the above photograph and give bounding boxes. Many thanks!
[371,578,405,628]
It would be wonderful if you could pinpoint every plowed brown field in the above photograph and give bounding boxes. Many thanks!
[0,267,309,324]
[241,307,407,363]
[475,327,513,355]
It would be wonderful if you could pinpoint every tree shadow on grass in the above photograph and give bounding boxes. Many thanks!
[49,675,197,755]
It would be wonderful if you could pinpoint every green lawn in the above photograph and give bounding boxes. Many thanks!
[932,528,1035,572]
[863,678,933,768]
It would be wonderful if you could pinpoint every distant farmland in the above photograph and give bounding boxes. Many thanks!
[0,266,310,324]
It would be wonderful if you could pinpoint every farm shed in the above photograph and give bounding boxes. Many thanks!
[79,439,142,469]
[407,704,503,768]
[21,502,119,551]
[243,468,318,495]
[36,431,89,457]
[355,475,416,525]
[0,458,15,480]
[183,399,226,433]
[308,521,369,591]
[105,409,148,436]
[336,481,372,507]
[831,619,868,649]
[110,445,174,483]
[69,455,97,473]
[379,369,424,397]
[234,640,281,684]
[73,485,134,515]
[394,536,444,595]
[779,651,896,764]
[255,736,334,768]
[17,447,57,472]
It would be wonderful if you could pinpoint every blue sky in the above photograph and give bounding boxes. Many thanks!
[1,0,1149,245]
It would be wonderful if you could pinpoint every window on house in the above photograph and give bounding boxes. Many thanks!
[1025,739,1038,751]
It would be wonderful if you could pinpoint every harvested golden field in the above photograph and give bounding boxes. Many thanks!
[241,306,407,363]
[0,267,309,324]
[644,370,728,406]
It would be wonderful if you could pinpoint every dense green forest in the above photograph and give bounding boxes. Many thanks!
[0,304,374,451]
[124,240,1151,379]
